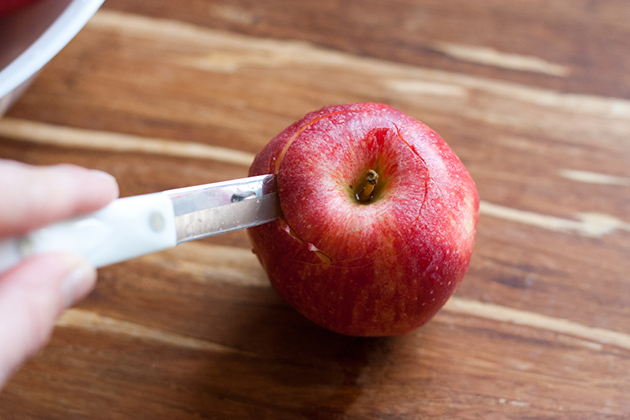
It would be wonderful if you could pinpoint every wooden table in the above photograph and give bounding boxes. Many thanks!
[1,1,629,418]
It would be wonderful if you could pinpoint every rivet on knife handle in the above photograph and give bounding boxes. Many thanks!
[0,193,178,273]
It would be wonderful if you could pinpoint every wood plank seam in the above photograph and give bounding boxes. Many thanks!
[430,41,571,77]
[0,117,255,166]
[558,169,630,186]
[53,297,630,353]
[55,308,259,357]
[478,201,630,237]
[443,298,630,351]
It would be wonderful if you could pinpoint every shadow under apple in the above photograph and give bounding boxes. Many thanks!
[190,288,411,420]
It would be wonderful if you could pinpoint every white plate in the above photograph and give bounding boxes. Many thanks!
[0,0,104,116]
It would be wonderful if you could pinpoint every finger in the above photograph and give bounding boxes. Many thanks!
[0,160,119,237]
[0,253,96,388]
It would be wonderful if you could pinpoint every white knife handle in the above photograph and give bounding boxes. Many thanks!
[0,192,177,274]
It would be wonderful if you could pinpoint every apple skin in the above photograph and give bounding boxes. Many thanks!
[248,103,478,336]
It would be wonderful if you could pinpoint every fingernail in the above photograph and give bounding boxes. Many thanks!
[90,169,119,199]
[90,169,116,183]
[61,259,97,308]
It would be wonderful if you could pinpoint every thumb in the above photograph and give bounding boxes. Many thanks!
[0,253,96,387]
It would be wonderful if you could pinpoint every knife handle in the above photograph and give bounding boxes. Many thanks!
[0,192,177,274]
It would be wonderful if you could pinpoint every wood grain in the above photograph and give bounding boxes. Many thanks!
[1,1,629,418]
[101,0,630,98]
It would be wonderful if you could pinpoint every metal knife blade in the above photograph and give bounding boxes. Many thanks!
[166,174,279,243]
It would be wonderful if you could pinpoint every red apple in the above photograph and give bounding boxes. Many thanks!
[248,103,478,336]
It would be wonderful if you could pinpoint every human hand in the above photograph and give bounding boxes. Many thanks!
[0,159,118,388]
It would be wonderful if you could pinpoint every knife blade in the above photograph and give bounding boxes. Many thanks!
[0,174,279,274]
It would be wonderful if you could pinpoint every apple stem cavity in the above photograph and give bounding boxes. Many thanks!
[356,169,379,202]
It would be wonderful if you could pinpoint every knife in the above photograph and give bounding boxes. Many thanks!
[0,174,279,274]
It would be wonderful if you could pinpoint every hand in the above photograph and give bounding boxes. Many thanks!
[0,159,118,388]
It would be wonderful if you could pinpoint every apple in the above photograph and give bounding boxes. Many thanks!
[248,103,478,336]
[0,0,42,16]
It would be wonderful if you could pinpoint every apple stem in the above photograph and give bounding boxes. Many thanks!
[357,169,379,202]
